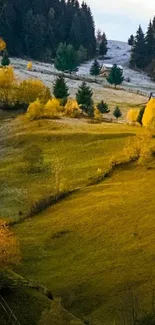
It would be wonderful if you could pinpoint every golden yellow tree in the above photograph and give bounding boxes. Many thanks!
[44,99,62,118]
[27,99,44,120]
[0,38,6,51]
[0,219,20,269]
[0,66,16,105]
[142,98,155,126]
[126,109,139,124]
[64,99,81,117]
[27,62,33,71]
[18,79,50,104]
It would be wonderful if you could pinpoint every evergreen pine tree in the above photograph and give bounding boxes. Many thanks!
[53,75,69,100]
[145,21,155,64]
[1,49,10,66]
[113,106,122,119]
[128,35,134,46]
[66,44,79,73]
[137,107,145,125]
[130,25,147,69]
[55,43,68,72]
[90,59,100,78]
[76,81,94,116]
[96,29,102,43]
[99,33,108,58]
[77,45,87,63]
[97,100,110,113]
[107,64,124,88]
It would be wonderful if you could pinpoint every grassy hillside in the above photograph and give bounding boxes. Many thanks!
[0,117,141,222]
[0,115,155,324]
[13,162,155,324]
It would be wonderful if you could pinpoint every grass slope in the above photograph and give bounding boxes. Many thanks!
[0,116,153,324]
[0,117,140,222]
[14,162,155,324]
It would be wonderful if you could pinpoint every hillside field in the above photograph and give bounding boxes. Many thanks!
[0,112,155,325]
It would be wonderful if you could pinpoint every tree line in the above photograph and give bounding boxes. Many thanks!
[128,18,155,79]
[0,0,96,61]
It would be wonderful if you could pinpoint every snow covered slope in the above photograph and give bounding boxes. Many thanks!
[10,40,155,96]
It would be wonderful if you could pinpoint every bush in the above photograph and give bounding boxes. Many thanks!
[44,99,62,118]
[126,108,139,124]
[27,99,44,120]
[17,79,50,105]
[64,99,82,118]
[124,132,153,164]
[97,100,110,113]
[94,107,103,121]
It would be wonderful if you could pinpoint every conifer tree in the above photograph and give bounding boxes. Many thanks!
[77,45,87,63]
[53,75,69,101]
[107,64,124,88]
[137,107,145,125]
[128,35,134,46]
[99,33,108,58]
[113,106,122,119]
[1,49,10,66]
[97,100,110,113]
[66,44,79,74]
[76,81,94,116]
[90,59,100,78]
[145,21,155,64]
[130,25,147,69]
[55,43,68,72]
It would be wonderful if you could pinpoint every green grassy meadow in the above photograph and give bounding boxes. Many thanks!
[0,115,155,324]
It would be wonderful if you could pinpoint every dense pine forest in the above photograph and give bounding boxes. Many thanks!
[0,0,96,61]
[129,17,155,80]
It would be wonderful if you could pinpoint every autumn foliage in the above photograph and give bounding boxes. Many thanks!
[0,66,50,107]
[17,79,50,104]
[27,61,33,71]
[126,109,139,124]
[27,98,82,120]
[142,98,155,126]
[0,219,20,269]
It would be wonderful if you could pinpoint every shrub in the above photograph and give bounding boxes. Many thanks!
[94,107,103,121]
[27,99,44,120]
[124,132,153,164]
[126,108,139,124]
[18,79,50,105]
[44,99,62,118]
[97,100,110,113]
[64,99,81,118]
